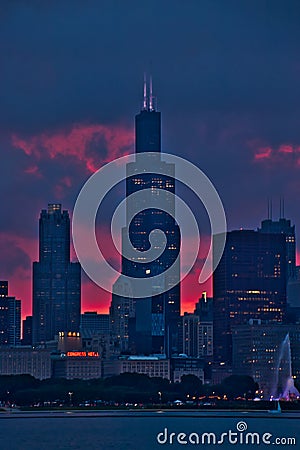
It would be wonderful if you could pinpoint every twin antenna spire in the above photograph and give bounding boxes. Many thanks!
[143,73,155,112]
[267,197,285,220]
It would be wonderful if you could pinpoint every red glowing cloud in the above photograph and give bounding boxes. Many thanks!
[81,280,111,314]
[278,144,294,154]
[254,147,272,160]
[9,123,211,319]
[24,165,43,178]
[297,251,300,266]
[0,232,38,318]
[249,140,300,165]
[54,176,73,199]
[1,226,210,320]
[12,123,134,173]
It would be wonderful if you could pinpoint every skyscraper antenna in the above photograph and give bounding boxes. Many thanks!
[279,197,282,219]
[270,198,273,220]
[149,75,153,111]
[279,197,285,219]
[143,72,147,110]
[267,198,270,220]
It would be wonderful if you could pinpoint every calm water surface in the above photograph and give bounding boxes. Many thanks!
[0,411,299,450]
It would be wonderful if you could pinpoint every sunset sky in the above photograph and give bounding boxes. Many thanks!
[1,1,300,318]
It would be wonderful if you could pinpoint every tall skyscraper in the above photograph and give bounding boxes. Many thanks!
[287,266,300,323]
[213,229,287,363]
[258,216,296,280]
[32,204,81,344]
[0,280,21,346]
[110,78,181,356]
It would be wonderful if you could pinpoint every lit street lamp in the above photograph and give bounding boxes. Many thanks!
[68,391,73,405]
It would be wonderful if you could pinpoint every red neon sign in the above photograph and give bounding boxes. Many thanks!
[66,351,99,357]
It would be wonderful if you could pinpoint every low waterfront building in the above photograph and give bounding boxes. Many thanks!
[171,356,204,383]
[0,347,51,380]
[52,351,102,380]
[120,355,170,379]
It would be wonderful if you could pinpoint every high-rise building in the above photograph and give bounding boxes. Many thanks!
[194,292,213,321]
[287,266,300,305]
[180,293,213,359]
[132,84,180,356]
[0,281,8,297]
[213,229,287,363]
[182,314,201,357]
[22,316,33,346]
[0,280,21,346]
[258,217,296,280]
[110,277,134,354]
[110,79,181,356]
[259,216,299,322]
[287,266,300,323]
[32,204,81,344]
[80,312,110,336]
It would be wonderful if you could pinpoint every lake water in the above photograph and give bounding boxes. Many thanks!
[0,410,299,449]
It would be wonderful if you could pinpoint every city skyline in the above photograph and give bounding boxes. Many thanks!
[3,105,298,321]
[1,5,300,449]
[1,2,300,319]
[2,123,300,320]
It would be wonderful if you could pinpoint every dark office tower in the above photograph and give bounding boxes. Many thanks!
[110,277,134,354]
[179,292,214,359]
[194,292,213,322]
[0,281,8,297]
[22,316,33,346]
[112,78,181,356]
[287,266,300,323]
[32,204,81,344]
[181,312,213,358]
[80,312,110,336]
[0,281,21,346]
[258,216,296,280]
[213,230,287,363]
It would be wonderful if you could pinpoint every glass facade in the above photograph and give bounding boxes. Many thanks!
[0,281,21,346]
[110,90,181,356]
[32,204,81,344]
[213,230,287,363]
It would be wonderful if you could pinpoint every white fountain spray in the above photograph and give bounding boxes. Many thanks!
[271,333,300,400]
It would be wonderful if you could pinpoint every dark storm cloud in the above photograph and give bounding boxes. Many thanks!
[1,0,300,132]
[0,235,31,278]
[1,0,300,310]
